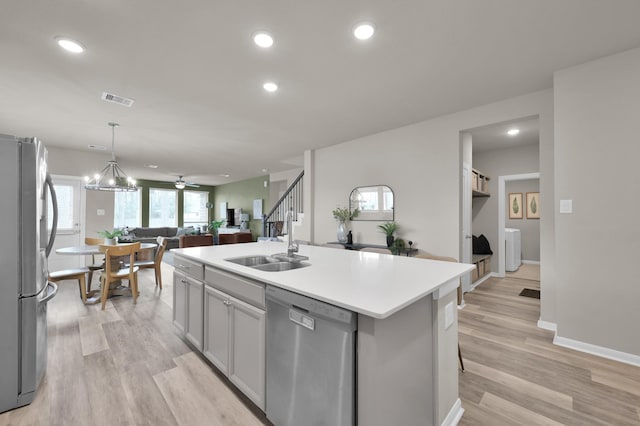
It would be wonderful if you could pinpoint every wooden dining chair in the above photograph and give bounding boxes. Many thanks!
[85,237,104,292]
[129,236,168,289]
[98,242,140,310]
[48,267,90,304]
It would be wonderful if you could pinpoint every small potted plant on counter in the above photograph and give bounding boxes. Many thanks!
[377,221,397,247]
[98,229,123,245]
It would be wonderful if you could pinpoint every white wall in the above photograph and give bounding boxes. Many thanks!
[47,146,115,236]
[472,144,540,268]
[311,90,555,320]
[554,47,640,356]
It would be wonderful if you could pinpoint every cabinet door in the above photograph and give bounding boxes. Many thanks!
[185,276,204,351]
[203,286,230,375]
[229,296,266,410]
[173,270,187,334]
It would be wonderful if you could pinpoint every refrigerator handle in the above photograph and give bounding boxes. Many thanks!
[42,281,59,303]
[45,173,58,257]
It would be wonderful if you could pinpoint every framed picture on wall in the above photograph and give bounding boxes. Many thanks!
[526,192,540,219]
[508,193,523,219]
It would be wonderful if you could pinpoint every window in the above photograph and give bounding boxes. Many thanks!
[47,184,74,231]
[183,190,209,228]
[149,188,178,227]
[114,191,141,228]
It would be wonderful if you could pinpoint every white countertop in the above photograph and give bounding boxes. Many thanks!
[172,242,474,319]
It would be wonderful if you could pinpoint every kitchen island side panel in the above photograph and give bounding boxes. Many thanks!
[357,296,434,426]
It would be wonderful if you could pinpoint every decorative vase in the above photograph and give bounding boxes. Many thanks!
[104,238,116,245]
[337,221,348,243]
[386,235,394,248]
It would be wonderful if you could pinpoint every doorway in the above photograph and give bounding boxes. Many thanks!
[497,173,540,277]
[47,175,86,271]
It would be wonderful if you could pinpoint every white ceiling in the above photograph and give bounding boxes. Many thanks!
[469,117,539,153]
[2,1,640,185]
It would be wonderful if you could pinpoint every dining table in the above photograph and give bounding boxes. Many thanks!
[56,242,157,304]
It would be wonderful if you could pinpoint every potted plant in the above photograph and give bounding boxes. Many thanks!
[377,221,397,247]
[332,207,359,243]
[208,219,225,244]
[390,237,406,255]
[98,229,123,245]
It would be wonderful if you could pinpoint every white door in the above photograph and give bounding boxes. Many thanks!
[47,176,84,271]
[461,163,472,294]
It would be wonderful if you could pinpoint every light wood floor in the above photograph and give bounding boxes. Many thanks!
[0,262,270,426]
[3,264,640,425]
[459,275,640,425]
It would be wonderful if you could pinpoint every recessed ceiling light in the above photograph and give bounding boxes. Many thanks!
[261,168,268,173]
[507,128,520,136]
[253,31,274,48]
[263,82,278,92]
[353,23,375,40]
[88,144,106,151]
[220,173,230,178]
[55,37,85,53]
[144,164,159,169]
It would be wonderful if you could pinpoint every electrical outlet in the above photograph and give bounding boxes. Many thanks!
[97,209,105,216]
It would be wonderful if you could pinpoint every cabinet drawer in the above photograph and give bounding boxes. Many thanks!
[205,266,265,309]
[174,255,204,280]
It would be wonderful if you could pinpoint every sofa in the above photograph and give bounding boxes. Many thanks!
[218,231,252,245]
[179,234,214,248]
[125,227,182,249]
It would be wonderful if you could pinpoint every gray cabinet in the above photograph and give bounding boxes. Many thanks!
[185,277,204,350]
[173,270,187,334]
[173,255,204,351]
[203,267,266,410]
[203,286,230,375]
[228,294,265,409]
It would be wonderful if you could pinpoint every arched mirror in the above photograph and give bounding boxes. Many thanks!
[349,185,394,221]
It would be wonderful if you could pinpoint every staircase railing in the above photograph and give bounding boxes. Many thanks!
[262,171,304,237]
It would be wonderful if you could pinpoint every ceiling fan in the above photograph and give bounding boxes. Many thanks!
[174,176,200,189]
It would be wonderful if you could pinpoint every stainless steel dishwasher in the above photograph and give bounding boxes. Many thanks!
[266,285,357,426]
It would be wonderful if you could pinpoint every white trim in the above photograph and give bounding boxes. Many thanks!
[467,272,496,292]
[537,320,557,332]
[522,260,540,265]
[554,335,640,368]
[441,398,464,426]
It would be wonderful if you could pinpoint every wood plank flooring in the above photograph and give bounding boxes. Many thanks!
[0,262,269,426]
[2,263,639,425]
[459,274,640,425]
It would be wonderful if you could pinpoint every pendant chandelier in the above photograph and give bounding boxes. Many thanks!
[84,122,138,192]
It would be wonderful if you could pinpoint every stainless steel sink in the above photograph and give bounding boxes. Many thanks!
[225,255,278,267]
[252,261,310,272]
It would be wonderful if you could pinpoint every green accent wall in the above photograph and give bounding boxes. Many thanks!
[213,175,270,239]
[135,179,216,227]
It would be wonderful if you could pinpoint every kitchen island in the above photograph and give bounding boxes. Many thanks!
[172,241,474,426]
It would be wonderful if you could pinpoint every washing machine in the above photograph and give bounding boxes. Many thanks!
[505,228,521,272]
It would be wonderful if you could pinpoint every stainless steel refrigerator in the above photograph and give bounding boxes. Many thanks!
[0,134,58,413]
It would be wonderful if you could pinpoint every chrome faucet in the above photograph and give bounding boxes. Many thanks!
[286,208,298,258]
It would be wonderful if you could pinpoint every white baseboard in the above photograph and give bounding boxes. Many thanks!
[537,320,557,332]
[522,260,540,265]
[554,335,640,367]
[441,398,464,426]
[465,273,495,293]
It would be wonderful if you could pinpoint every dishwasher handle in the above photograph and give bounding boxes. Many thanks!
[289,308,315,331]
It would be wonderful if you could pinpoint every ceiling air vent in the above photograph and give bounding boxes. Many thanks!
[101,92,135,107]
